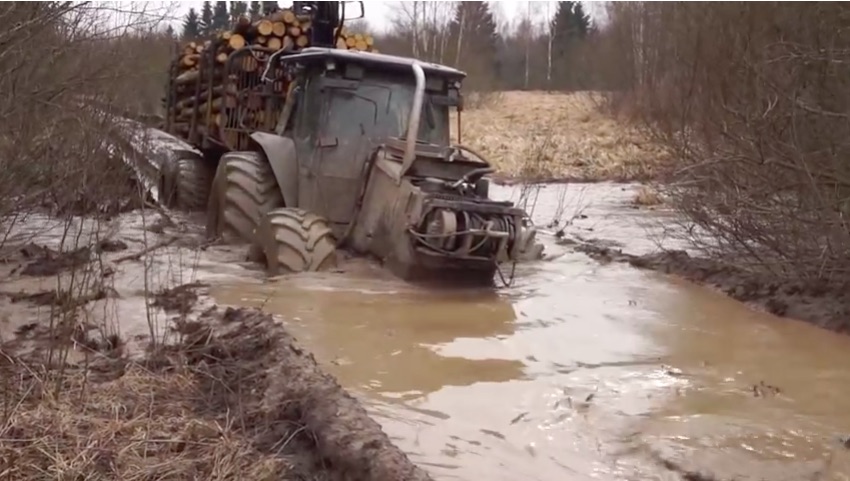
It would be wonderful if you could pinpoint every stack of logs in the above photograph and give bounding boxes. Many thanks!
[168,8,376,148]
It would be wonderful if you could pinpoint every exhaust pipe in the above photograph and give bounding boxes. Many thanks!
[399,62,425,181]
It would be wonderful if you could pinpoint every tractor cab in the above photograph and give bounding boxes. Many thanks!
[274,48,465,152]
[266,48,488,232]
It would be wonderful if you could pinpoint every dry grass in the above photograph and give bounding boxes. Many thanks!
[632,185,663,207]
[454,91,669,181]
[0,357,291,480]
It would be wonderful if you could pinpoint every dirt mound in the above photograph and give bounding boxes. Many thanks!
[182,306,433,481]
[574,242,850,333]
[0,304,433,481]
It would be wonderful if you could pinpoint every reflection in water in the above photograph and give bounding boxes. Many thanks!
[211,266,525,400]
[212,184,850,480]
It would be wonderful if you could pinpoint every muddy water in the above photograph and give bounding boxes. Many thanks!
[210,183,850,480]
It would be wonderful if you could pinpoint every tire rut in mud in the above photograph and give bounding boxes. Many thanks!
[179,305,433,481]
[571,241,850,333]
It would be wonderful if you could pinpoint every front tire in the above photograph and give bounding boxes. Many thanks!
[206,151,284,243]
[251,208,338,274]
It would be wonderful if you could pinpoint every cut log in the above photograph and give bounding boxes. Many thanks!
[216,52,228,64]
[354,39,367,51]
[345,36,356,48]
[255,35,268,45]
[272,21,286,37]
[254,19,273,37]
[296,35,309,48]
[267,36,282,51]
[229,33,246,50]
[173,87,229,112]
[281,9,296,24]
[220,30,232,41]
[336,37,347,50]
[182,54,199,67]
[288,26,301,37]
[175,69,200,85]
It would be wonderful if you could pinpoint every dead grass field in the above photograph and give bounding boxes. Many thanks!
[455,91,668,182]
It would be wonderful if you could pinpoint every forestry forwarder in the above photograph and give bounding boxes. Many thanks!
[158,1,544,284]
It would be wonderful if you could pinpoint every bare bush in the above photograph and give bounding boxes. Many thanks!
[0,2,174,239]
[599,2,850,283]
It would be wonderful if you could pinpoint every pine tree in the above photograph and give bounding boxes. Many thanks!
[249,1,261,19]
[182,8,201,40]
[231,1,248,22]
[449,1,500,90]
[165,24,175,39]
[550,1,591,89]
[200,1,214,35]
[212,1,229,30]
[261,1,278,15]
[570,2,590,38]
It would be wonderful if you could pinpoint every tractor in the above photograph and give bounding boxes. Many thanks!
[159,1,544,284]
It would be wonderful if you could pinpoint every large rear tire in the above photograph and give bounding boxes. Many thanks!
[161,155,213,211]
[206,151,284,243]
[252,208,338,274]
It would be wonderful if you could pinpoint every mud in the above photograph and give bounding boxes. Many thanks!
[151,281,207,315]
[189,305,434,481]
[5,181,850,481]
[1,276,431,480]
[0,207,437,480]
[573,242,850,333]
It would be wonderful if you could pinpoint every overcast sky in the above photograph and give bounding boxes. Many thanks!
[172,1,607,33]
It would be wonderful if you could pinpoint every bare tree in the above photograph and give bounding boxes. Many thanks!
[600,2,850,283]
[388,1,455,63]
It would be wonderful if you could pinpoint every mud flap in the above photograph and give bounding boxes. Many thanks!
[249,132,298,207]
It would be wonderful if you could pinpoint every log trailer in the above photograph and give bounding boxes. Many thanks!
[157,1,543,283]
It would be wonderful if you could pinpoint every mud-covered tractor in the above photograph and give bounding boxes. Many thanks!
[159,1,543,283]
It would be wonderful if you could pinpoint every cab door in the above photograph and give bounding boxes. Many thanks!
[290,73,325,210]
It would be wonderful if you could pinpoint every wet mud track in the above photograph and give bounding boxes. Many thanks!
[0,211,434,480]
[212,183,850,480]
[4,183,850,480]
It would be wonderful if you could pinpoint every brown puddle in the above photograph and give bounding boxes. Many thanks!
[209,184,850,480]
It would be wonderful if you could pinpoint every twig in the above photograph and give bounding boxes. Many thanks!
[113,237,178,264]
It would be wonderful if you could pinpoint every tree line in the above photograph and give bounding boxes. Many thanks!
[182,1,282,39]
[179,1,595,92]
[371,1,594,91]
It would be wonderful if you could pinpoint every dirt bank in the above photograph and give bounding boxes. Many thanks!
[570,240,850,333]
[0,292,432,480]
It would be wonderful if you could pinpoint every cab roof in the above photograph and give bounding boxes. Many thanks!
[282,47,467,80]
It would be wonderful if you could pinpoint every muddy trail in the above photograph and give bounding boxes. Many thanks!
[211,183,850,481]
[0,212,432,480]
[3,183,850,480]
